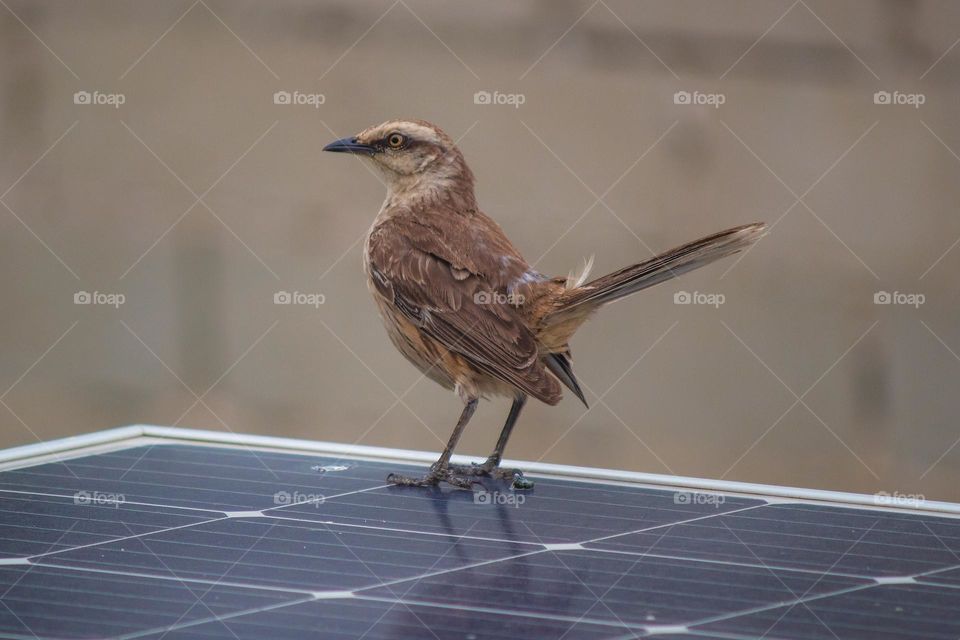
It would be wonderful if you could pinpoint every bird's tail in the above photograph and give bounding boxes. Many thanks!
[542,223,766,333]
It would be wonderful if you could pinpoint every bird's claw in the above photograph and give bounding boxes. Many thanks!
[447,460,534,488]
[386,465,475,489]
[387,459,534,490]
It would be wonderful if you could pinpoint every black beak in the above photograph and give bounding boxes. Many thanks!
[323,136,375,156]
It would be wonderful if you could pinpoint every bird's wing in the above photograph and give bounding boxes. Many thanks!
[366,215,561,404]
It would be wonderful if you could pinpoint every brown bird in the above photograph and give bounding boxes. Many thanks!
[324,119,764,489]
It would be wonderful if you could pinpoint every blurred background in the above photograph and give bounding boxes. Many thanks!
[1,0,959,501]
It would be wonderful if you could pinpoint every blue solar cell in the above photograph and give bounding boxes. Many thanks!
[700,583,960,639]
[0,564,299,639]
[586,502,960,577]
[0,493,214,558]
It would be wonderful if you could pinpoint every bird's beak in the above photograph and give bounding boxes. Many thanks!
[323,136,376,156]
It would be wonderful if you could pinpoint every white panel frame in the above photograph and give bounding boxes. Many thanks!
[1,424,957,518]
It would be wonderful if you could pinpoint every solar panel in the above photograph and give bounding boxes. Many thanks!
[0,426,958,640]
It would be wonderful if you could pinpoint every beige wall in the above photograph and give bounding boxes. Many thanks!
[2,1,959,500]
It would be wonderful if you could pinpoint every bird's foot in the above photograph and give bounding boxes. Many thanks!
[447,458,534,489]
[386,463,476,490]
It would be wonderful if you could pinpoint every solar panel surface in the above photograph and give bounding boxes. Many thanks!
[0,428,958,640]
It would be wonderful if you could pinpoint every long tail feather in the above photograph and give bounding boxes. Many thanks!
[548,222,765,322]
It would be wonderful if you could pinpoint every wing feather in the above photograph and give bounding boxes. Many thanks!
[367,215,560,404]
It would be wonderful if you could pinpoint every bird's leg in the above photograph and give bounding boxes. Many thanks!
[448,395,533,488]
[387,398,478,489]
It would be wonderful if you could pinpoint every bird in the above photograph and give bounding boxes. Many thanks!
[324,119,764,490]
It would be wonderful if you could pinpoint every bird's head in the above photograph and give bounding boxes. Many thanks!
[324,119,474,201]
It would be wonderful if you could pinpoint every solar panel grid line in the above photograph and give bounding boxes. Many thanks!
[34,561,316,595]
[264,512,547,547]
[28,516,231,561]
[670,582,880,629]
[580,547,873,580]
[570,503,771,544]
[352,593,642,631]
[0,488,227,515]
[351,547,550,594]
[113,595,318,640]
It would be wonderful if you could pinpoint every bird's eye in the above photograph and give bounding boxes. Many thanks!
[386,133,405,149]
